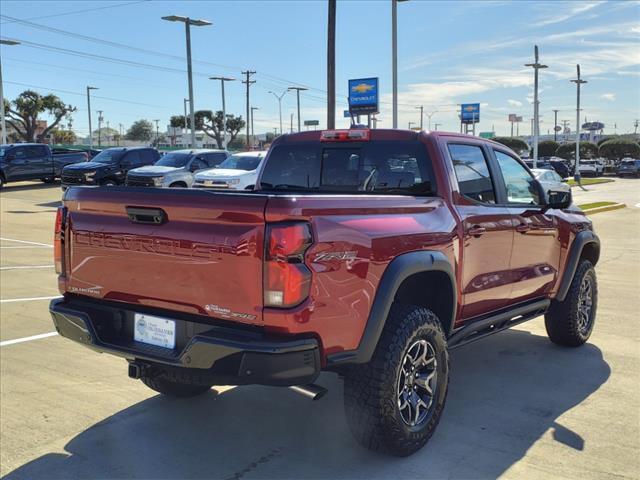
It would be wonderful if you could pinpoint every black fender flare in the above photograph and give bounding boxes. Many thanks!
[327,250,457,366]
[555,230,600,302]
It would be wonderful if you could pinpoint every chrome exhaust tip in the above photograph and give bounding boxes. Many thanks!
[289,384,327,401]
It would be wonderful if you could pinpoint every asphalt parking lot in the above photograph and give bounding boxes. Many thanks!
[1,179,639,480]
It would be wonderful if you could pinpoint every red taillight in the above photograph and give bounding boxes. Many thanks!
[320,129,370,142]
[54,207,66,274]
[264,223,312,308]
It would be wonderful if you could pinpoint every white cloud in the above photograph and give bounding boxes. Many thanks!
[532,1,605,27]
[601,93,616,101]
[508,99,523,107]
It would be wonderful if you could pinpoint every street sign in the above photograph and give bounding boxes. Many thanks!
[508,114,517,122]
[479,132,495,139]
[515,115,523,122]
[304,120,319,126]
[460,103,480,123]
[348,77,379,114]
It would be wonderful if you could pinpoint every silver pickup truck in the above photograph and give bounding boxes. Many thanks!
[126,149,229,188]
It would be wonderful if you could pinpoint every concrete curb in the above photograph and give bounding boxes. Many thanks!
[581,203,627,215]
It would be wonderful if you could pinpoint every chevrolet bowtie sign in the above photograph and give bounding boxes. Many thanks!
[348,77,379,115]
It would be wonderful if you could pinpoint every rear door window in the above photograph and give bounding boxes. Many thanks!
[205,152,228,167]
[259,141,433,194]
[449,144,496,204]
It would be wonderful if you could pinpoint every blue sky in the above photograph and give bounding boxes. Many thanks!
[1,0,639,137]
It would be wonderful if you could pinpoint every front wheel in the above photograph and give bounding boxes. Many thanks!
[343,304,449,456]
[545,259,597,346]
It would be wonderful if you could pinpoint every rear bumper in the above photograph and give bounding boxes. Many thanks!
[49,297,320,386]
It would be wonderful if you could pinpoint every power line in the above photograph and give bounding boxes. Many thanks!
[0,1,149,24]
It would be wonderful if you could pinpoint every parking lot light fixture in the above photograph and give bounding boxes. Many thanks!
[288,87,308,132]
[1,39,21,145]
[86,86,98,150]
[525,45,548,169]
[210,77,235,149]
[269,90,288,135]
[570,65,587,183]
[162,15,212,148]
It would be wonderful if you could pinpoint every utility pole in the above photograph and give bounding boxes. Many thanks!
[525,45,548,168]
[415,106,423,130]
[251,106,259,147]
[210,76,235,149]
[288,86,308,132]
[290,113,293,133]
[553,109,559,142]
[327,0,336,129]
[242,70,256,148]
[118,123,123,146]
[106,120,110,145]
[97,110,103,147]
[570,64,587,182]
[1,40,20,145]
[86,86,98,150]
[634,119,639,135]
[269,90,287,135]
[154,119,160,146]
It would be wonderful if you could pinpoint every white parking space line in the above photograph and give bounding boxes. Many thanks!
[0,237,53,247]
[0,332,58,347]
[0,295,62,304]
[0,246,53,249]
[0,265,54,270]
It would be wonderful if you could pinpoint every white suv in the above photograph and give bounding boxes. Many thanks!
[578,159,604,177]
[193,151,268,190]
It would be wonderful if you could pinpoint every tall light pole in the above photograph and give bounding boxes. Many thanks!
[571,64,587,182]
[210,76,235,149]
[426,110,438,130]
[154,119,160,146]
[269,90,287,135]
[392,0,409,129]
[525,45,547,168]
[250,106,259,147]
[288,87,307,132]
[86,86,98,149]
[97,110,103,147]
[552,109,559,142]
[1,40,20,145]
[327,0,336,129]
[162,15,212,149]
[415,105,423,129]
[183,97,189,146]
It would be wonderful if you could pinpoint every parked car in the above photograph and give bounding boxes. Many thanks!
[532,168,570,201]
[61,147,160,189]
[578,159,604,176]
[616,158,640,178]
[193,150,268,190]
[0,143,88,188]
[51,128,600,456]
[549,159,571,178]
[126,149,229,188]
[524,159,554,171]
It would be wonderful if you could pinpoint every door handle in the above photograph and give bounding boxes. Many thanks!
[468,225,486,237]
[516,223,530,233]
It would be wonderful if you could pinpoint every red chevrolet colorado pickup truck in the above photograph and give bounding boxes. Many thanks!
[50,128,600,456]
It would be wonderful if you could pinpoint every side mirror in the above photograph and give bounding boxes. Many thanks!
[546,188,572,210]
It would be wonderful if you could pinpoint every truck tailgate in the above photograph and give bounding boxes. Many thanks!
[63,187,267,325]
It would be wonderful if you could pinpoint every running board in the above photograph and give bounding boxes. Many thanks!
[448,299,550,349]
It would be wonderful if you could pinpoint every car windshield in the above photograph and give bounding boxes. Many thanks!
[217,154,262,171]
[155,152,191,167]
[91,149,123,164]
[622,160,636,165]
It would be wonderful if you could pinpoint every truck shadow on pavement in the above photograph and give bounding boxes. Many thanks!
[0,182,61,193]
[5,328,610,480]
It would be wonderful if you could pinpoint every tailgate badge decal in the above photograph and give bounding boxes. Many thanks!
[205,304,256,321]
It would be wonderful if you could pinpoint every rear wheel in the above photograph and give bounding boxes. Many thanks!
[545,259,597,346]
[169,182,187,188]
[343,304,449,456]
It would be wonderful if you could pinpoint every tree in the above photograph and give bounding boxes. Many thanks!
[171,110,246,148]
[492,137,529,155]
[598,138,640,161]
[537,140,559,158]
[50,129,77,144]
[125,119,154,142]
[555,142,598,161]
[4,90,76,142]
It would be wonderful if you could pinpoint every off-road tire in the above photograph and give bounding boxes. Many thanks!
[141,373,213,398]
[545,259,597,347]
[343,304,449,456]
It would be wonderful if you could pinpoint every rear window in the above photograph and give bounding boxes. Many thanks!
[258,141,434,195]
